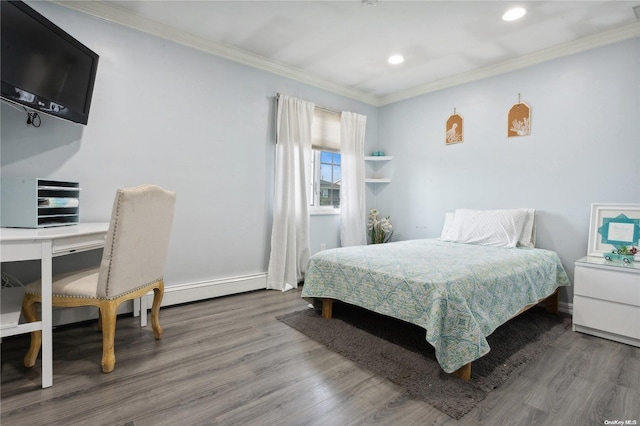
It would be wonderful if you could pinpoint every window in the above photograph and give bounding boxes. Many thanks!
[309,107,341,213]
[310,150,341,210]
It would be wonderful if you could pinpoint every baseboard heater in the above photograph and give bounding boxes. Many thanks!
[47,273,267,327]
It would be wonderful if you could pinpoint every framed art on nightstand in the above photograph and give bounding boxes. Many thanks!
[587,203,640,257]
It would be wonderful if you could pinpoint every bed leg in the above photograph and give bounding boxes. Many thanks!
[452,363,471,381]
[321,298,333,319]
[545,288,560,314]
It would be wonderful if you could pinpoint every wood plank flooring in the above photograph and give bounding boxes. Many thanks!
[2,288,639,425]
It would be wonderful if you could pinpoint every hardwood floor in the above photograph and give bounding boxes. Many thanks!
[2,288,639,426]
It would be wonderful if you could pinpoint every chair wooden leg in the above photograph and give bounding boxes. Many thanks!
[99,301,118,373]
[97,308,103,331]
[151,281,164,340]
[21,293,42,368]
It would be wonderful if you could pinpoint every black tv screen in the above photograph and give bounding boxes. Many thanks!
[1,1,99,125]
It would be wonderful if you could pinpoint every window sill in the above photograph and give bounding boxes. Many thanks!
[310,209,340,216]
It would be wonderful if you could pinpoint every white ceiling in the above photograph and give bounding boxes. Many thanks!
[59,1,640,105]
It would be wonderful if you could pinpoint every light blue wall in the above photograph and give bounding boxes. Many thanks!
[0,2,377,286]
[2,2,638,306]
[376,37,640,301]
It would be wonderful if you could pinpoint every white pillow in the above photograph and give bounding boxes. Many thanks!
[445,209,529,248]
[518,209,536,248]
[440,212,456,240]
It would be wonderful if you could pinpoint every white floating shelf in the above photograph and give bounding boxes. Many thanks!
[365,178,392,183]
[364,156,393,161]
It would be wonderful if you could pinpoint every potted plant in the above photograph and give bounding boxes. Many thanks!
[368,209,393,244]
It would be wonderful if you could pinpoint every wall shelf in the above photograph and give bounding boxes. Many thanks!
[365,156,392,183]
[364,156,393,161]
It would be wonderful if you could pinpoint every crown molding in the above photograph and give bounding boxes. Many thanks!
[53,1,379,106]
[54,1,640,108]
[377,21,640,106]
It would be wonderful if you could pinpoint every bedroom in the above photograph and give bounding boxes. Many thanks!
[1,1,639,424]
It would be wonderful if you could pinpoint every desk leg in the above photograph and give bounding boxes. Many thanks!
[140,296,147,327]
[133,297,140,317]
[134,297,148,327]
[41,241,53,388]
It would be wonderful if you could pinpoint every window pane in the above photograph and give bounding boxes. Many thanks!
[312,150,341,209]
[320,164,332,182]
[334,165,341,183]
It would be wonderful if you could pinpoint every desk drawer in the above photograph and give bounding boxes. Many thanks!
[52,234,106,255]
[0,240,42,261]
[574,265,640,307]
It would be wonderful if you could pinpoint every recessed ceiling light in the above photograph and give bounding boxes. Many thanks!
[388,55,404,65]
[502,7,527,21]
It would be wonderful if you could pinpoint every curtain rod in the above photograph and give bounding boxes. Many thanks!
[276,93,341,115]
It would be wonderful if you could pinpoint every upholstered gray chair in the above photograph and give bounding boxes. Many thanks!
[21,184,176,373]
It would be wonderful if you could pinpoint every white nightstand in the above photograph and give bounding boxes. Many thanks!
[573,256,640,347]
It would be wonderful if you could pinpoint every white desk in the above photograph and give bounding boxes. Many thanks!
[0,223,109,388]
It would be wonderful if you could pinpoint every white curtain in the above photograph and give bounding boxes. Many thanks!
[340,112,367,247]
[266,95,315,291]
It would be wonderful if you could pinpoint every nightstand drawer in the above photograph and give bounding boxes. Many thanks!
[574,265,640,307]
[573,296,640,339]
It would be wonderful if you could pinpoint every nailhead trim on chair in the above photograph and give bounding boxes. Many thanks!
[25,277,164,301]
[103,189,123,298]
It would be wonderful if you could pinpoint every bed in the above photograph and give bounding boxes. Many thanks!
[300,209,571,380]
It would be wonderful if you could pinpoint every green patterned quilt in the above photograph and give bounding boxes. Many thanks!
[301,239,571,373]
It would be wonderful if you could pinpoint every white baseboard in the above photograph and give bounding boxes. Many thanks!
[42,274,572,328]
[559,301,573,315]
[147,273,267,307]
[49,273,267,327]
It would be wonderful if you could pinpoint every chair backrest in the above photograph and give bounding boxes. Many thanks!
[97,184,176,299]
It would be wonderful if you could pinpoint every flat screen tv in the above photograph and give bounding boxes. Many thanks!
[1,1,99,125]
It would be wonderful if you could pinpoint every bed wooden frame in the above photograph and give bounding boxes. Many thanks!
[318,287,560,381]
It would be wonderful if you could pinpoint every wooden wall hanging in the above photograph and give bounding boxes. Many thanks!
[446,109,463,144]
[508,95,531,138]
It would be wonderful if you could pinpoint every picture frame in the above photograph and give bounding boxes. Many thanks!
[587,203,640,257]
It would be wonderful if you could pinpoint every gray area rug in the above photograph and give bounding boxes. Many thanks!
[277,302,571,419]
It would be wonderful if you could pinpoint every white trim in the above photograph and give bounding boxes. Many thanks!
[150,273,267,307]
[559,301,573,316]
[55,1,640,107]
[53,0,378,105]
[378,22,640,106]
[48,273,267,327]
[310,208,340,216]
[46,275,572,330]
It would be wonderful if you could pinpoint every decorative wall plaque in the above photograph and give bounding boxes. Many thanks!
[446,110,463,145]
[508,97,531,138]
